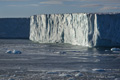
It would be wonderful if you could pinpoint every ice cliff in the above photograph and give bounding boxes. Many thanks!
[30,13,120,47]
[0,18,30,39]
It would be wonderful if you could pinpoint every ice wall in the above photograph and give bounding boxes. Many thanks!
[30,13,120,47]
[0,18,30,39]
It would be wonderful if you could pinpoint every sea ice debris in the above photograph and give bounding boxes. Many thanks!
[12,50,22,54]
[59,73,72,77]
[6,50,12,54]
[111,48,120,51]
[105,50,109,52]
[46,71,59,74]
[92,68,105,72]
[60,51,66,54]
[75,73,83,77]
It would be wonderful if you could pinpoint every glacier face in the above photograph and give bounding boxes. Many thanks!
[0,18,30,39]
[30,13,120,47]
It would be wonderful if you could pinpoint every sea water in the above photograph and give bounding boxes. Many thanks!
[0,39,120,80]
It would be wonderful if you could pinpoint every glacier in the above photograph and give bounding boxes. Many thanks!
[30,13,120,47]
[0,18,30,39]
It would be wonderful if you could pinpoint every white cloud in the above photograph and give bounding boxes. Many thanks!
[81,4,103,7]
[40,0,75,5]
[40,1,63,5]
[101,6,120,10]
[8,4,39,7]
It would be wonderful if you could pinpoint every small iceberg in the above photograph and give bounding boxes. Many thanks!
[92,68,105,72]
[46,71,59,74]
[6,50,12,54]
[6,49,22,54]
[54,51,67,55]
[59,73,72,77]
[105,50,109,52]
[60,51,66,54]
[69,70,80,73]
[111,48,120,51]
[13,49,22,54]
[74,73,83,77]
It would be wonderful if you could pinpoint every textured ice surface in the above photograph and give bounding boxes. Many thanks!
[0,18,30,39]
[30,13,120,47]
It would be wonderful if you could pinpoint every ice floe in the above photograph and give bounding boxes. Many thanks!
[92,68,105,72]
[46,71,59,74]
[111,48,120,51]
[12,50,22,54]
[6,50,12,54]
[59,73,72,77]
[74,73,83,77]
[6,50,22,54]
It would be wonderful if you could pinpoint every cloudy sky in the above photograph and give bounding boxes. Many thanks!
[0,0,120,17]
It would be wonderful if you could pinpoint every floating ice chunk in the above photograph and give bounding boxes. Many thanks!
[6,50,12,54]
[54,51,66,54]
[111,48,120,51]
[59,73,72,77]
[46,71,59,74]
[15,70,24,73]
[92,68,105,72]
[13,74,16,77]
[105,50,109,52]
[75,73,83,77]
[13,50,22,54]
[69,70,80,73]
[60,51,66,54]
[6,49,22,54]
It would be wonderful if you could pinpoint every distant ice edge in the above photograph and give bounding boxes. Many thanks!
[29,13,120,47]
[0,18,30,39]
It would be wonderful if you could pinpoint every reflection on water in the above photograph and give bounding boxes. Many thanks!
[0,39,120,80]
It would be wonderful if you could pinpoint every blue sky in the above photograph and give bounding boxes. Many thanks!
[0,0,120,17]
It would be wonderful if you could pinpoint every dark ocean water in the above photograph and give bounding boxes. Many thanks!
[0,39,120,80]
